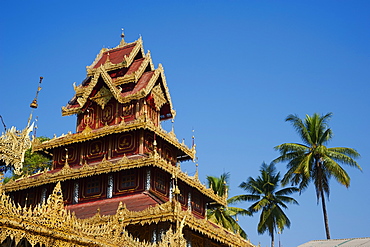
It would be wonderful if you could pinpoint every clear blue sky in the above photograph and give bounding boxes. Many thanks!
[1,1,369,246]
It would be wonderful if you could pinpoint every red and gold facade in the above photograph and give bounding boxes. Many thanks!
[1,35,254,247]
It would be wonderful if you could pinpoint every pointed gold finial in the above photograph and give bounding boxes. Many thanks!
[119,28,126,46]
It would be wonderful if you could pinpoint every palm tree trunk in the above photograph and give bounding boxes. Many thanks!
[320,190,331,239]
[271,230,274,247]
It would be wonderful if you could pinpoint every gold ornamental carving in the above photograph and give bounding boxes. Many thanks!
[4,154,226,207]
[0,124,33,175]
[0,181,252,247]
[62,42,175,119]
[33,117,194,160]
[91,86,113,109]
[152,84,167,110]
[0,182,191,247]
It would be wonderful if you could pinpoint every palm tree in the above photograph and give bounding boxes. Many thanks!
[229,163,299,247]
[206,173,250,239]
[272,113,361,239]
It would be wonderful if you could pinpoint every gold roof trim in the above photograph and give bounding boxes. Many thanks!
[124,36,144,69]
[86,37,144,76]
[33,116,193,158]
[4,153,224,206]
[113,51,154,86]
[0,182,188,247]
[114,200,253,247]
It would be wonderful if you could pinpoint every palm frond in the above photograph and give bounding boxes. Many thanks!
[275,187,300,196]
[228,194,260,204]
[286,114,313,146]
[327,149,362,170]
[323,158,350,187]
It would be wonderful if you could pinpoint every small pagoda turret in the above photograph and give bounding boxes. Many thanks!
[1,32,254,247]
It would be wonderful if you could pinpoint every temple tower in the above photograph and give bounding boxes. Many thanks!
[2,34,253,247]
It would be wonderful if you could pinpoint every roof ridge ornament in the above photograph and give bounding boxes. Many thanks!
[119,28,126,47]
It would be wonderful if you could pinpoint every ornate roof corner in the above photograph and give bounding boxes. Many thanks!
[0,123,34,175]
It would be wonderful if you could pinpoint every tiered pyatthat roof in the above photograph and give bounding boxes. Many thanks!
[62,37,174,120]
[34,35,192,158]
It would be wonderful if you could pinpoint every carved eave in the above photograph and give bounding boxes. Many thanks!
[32,117,193,160]
[3,154,225,207]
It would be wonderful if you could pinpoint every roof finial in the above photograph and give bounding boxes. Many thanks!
[119,28,126,46]
[192,128,195,148]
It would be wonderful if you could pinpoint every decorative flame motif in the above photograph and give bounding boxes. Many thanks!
[0,124,33,175]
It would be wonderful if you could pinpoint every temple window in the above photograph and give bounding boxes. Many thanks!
[119,170,137,190]
[178,185,187,205]
[145,168,151,190]
[192,193,202,213]
[86,176,101,195]
[155,171,167,194]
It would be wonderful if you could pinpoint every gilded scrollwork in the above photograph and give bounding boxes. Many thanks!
[91,86,113,110]
[0,182,193,247]
[0,124,33,175]
[33,118,194,160]
[152,84,167,110]
[4,154,225,206]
